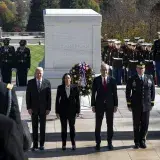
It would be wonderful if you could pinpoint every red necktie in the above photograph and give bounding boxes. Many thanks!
[103,77,107,91]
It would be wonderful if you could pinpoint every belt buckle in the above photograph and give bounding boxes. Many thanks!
[104,100,107,103]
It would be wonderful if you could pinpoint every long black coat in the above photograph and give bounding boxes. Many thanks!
[91,75,118,113]
[55,84,80,117]
[0,114,24,160]
[126,74,155,112]
[26,78,51,114]
[0,82,22,130]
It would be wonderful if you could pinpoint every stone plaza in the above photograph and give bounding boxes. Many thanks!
[16,87,160,160]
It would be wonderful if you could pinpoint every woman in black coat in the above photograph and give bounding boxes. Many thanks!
[55,73,80,150]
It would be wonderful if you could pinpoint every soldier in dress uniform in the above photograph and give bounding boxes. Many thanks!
[127,43,139,77]
[126,62,155,149]
[122,39,130,84]
[0,38,15,83]
[15,40,31,86]
[111,41,124,85]
[152,32,160,86]
[144,43,155,81]
[102,40,112,65]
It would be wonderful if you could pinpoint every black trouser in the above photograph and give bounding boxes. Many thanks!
[132,109,150,144]
[1,66,12,83]
[16,67,28,86]
[95,107,114,144]
[31,113,46,147]
[60,115,76,146]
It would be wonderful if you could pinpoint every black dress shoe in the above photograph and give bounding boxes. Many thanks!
[95,144,100,151]
[140,142,147,149]
[134,143,139,149]
[108,143,114,150]
[39,146,44,151]
[62,146,66,151]
[72,145,76,150]
[31,147,38,151]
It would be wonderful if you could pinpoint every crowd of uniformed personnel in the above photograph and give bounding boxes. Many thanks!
[0,38,31,86]
[102,32,160,86]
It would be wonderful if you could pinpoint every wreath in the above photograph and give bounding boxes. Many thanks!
[70,62,95,96]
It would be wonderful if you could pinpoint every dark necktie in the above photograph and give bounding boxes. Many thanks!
[38,80,41,90]
[103,77,107,91]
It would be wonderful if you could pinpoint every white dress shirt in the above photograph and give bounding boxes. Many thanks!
[65,85,70,98]
[138,74,144,81]
[101,75,108,85]
[36,78,42,88]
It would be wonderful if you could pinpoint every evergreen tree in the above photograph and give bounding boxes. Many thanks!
[26,0,43,31]
[27,0,60,31]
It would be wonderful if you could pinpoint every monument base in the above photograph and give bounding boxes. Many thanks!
[44,69,70,88]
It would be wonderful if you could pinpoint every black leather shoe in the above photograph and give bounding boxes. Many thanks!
[140,142,147,149]
[95,144,100,151]
[72,145,76,150]
[31,147,38,151]
[108,143,114,150]
[134,143,139,149]
[39,146,44,151]
[62,146,66,151]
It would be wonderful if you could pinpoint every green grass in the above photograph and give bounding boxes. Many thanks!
[12,45,44,77]
[28,45,44,76]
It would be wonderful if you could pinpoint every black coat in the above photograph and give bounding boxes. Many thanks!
[126,74,155,112]
[0,114,25,160]
[55,84,80,117]
[91,75,118,113]
[0,82,22,130]
[26,78,51,114]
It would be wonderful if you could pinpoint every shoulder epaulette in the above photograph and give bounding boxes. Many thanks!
[7,83,13,90]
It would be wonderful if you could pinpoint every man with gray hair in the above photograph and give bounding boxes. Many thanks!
[91,62,118,151]
[26,67,51,151]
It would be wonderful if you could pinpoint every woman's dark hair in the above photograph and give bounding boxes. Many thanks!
[62,73,72,85]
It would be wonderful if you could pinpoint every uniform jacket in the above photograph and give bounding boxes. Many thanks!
[15,47,31,69]
[126,74,155,112]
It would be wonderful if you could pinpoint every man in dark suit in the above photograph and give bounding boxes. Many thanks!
[26,67,51,151]
[0,76,23,138]
[0,114,25,160]
[126,62,155,149]
[91,62,118,151]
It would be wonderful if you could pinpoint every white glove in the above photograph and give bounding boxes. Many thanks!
[153,61,155,65]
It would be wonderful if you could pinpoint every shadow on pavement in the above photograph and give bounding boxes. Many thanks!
[44,131,160,142]
[27,145,132,158]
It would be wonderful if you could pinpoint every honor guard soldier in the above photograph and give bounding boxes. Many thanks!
[15,40,31,86]
[152,32,160,87]
[144,43,155,81]
[0,38,15,83]
[126,62,155,149]
[111,41,124,85]
[128,43,139,77]
[122,39,130,84]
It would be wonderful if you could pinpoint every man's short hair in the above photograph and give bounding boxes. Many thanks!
[35,67,43,72]
[101,62,109,70]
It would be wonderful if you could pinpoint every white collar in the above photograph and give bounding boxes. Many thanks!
[36,78,42,82]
